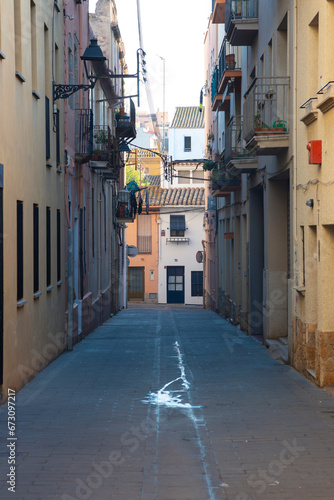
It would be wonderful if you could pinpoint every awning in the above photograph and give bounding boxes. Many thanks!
[170,215,186,231]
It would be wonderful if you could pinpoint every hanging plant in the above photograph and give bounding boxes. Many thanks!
[203,160,217,171]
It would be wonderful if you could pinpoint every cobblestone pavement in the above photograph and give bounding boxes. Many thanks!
[0,307,334,500]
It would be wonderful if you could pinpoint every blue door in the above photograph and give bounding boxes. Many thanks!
[167,266,184,304]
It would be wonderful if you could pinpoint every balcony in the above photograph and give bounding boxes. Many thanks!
[300,98,318,126]
[116,98,136,141]
[116,189,135,223]
[316,81,334,114]
[243,77,290,155]
[225,0,258,46]
[217,38,242,95]
[211,66,222,111]
[212,0,225,24]
[225,116,257,172]
[75,109,93,164]
[211,168,241,197]
[90,125,113,170]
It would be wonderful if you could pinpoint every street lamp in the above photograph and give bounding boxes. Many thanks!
[53,38,106,101]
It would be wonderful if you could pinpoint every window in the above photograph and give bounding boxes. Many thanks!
[170,215,186,237]
[14,0,22,73]
[45,96,50,159]
[184,136,191,152]
[192,170,204,184]
[56,108,60,165]
[17,201,24,301]
[178,170,189,185]
[46,207,51,287]
[31,1,37,89]
[137,215,152,253]
[33,204,39,293]
[191,271,203,297]
[44,24,49,93]
[57,209,61,282]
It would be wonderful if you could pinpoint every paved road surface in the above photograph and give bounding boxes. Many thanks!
[0,306,334,499]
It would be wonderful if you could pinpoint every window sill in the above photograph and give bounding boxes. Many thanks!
[32,90,41,100]
[46,161,53,168]
[57,280,63,287]
[0,51,5,60]
[15,71,26,83]
[34,291,42,299]
[56,166,62,173]
[17,299,27,308]
[46,285,53,293]
[293,285,306,297]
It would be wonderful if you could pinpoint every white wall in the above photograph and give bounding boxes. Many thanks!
[158,207,205,305]
[169,128,205,160]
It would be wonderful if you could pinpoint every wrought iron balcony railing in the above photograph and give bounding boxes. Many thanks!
[225,116,247,163]
[243,77,290,144]
[92,125,112,161]
[225,0,258,45]
[211,66,220,104]
[225,0,258,28]
[218,38,241,84]
[75,109,93,162]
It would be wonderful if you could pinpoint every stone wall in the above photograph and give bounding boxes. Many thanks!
[293,317,334,386]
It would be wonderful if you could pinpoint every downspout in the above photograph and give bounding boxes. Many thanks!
[79,208,84,300]
[291,0,298,365]
[63,8,72,351]
[202,239,207,309]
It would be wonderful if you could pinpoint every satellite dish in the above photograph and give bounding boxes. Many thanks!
[196,251,203,263]
[127,245,138,257]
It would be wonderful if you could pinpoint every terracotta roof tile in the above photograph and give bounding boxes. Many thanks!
[170,106,205,129]
[140,186,205,207]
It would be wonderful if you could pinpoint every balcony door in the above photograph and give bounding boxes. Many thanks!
[167,266,184,304]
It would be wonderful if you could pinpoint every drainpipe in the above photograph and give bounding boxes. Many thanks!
[64,165,73,350]
[202,239,207,309]
[291,0,298,365]
[67,226,73,351]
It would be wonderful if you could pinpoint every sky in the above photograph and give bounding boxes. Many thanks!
[89,0,211,121]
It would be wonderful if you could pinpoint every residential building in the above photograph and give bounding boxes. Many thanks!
[89,0,136,316]
[126,185,205,305]
[168,106,206,188]
[157,187,205,305]
[62,0,125,345]
[206,1,294,346]
[294,1,334,386]
[0,0,66,398]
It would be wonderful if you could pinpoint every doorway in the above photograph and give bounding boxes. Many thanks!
[128,267,145,300]
[167,266,185,304]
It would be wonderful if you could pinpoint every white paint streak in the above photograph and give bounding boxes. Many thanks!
[142,342,201,409]
[144,335,218,500]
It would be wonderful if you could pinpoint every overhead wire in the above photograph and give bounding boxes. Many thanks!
[136,0,163,147]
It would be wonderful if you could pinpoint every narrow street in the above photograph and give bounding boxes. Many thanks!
[1,306,334,500]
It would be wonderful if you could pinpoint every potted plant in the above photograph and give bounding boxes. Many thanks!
[254,112,262,131]
[93,129,110,160]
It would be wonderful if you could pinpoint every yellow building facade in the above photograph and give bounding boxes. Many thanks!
[294,0,334,386]
[0,0,66,399]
